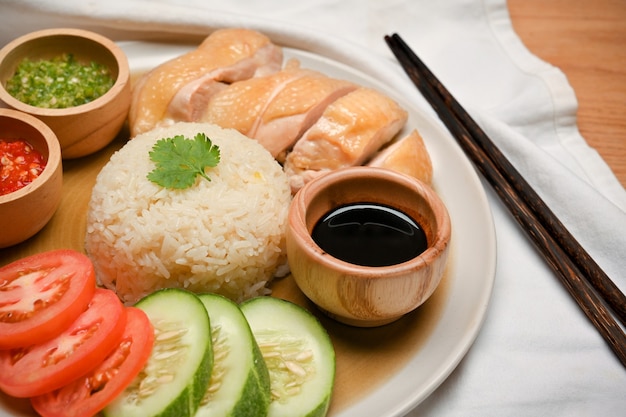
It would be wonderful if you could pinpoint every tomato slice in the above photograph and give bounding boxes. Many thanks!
[0,249,96,349]
[31,307,155,417]
[0,288,127,398]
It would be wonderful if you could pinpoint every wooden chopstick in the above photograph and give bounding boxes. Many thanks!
[386,33,626,327]
[384,33,626,367]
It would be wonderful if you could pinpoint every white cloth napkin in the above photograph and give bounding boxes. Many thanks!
[2,0,625,416]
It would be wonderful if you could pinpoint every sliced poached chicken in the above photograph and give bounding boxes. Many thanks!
[253,66,356,159]
[198,60,308,142]
[128,29,431,195]
[129,28,282,136]
[367,129,433,184]
[284,87,408,192]
[199,59,357,158]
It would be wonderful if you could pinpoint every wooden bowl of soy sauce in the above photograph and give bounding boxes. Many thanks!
[286,166,451,327]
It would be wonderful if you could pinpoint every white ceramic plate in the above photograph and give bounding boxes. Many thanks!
[0,40,496,417]
[120,40,497,417]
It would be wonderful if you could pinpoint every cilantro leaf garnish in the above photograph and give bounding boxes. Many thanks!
[147,133,221,189]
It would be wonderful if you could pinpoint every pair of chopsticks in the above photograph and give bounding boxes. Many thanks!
[384,33,626,367]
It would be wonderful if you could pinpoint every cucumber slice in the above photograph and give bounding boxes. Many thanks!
[104,288,213,417]
[196,293,271,417]
[240,297,336,417]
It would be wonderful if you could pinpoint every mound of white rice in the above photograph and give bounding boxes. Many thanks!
[85,122,292,304]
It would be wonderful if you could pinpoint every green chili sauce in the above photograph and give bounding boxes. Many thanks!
[5,53,114,108]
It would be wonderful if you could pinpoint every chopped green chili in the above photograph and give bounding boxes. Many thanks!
[5,53,114,108]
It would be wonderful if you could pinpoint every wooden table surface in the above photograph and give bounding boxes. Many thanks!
[508,0,626,189]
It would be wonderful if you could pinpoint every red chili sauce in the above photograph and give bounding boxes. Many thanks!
[0,139,47,196]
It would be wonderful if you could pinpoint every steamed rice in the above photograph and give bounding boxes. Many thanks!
[85,122,292,304]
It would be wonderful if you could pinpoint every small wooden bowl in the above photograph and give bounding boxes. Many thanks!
[0,108,62,248]
[0,28,131,159]
[287,167,451,327]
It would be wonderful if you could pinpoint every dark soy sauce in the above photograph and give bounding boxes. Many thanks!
[311,202,428,267]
